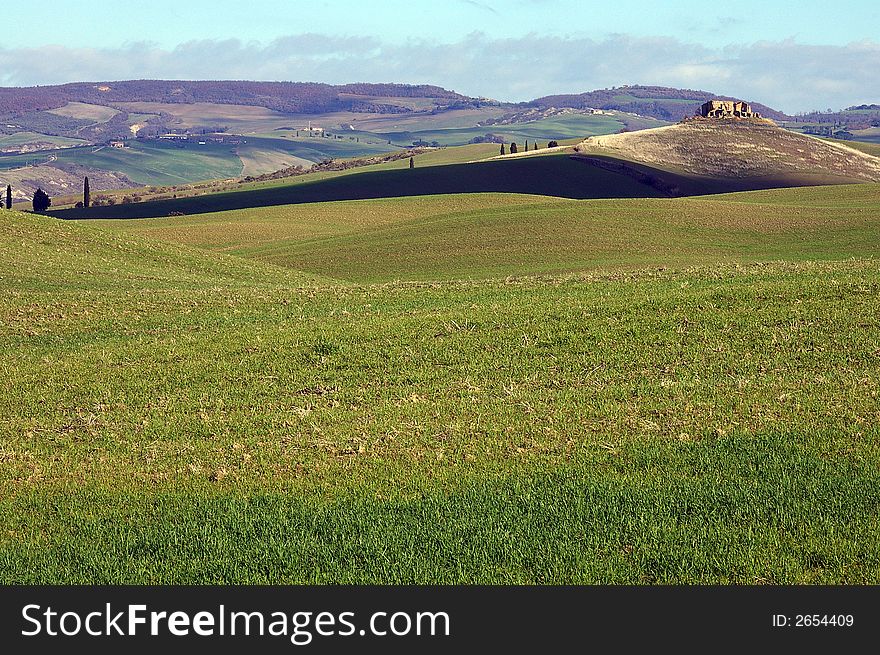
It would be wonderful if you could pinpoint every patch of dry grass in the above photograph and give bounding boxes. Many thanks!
[576,119,880,181]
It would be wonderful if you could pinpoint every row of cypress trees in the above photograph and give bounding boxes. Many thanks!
[0,177,90,211]
[500,140,554,155]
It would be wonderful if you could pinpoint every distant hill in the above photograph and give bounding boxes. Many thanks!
[0,80,477,116]
[529,85,788,122]
[574,118,880,191]
[790,105,880,130]
[54,122,880,220]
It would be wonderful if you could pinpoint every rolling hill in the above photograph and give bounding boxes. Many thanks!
[4,185,880,584]
[50,119,880,220]
[90,184,880,283]
[574,118,880,193]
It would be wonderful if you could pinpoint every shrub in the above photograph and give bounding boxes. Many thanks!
[32,188,51,212]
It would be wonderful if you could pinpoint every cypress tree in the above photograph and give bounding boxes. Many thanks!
[524,140,528,151]
[409,156,414,169]
[5,185,11,209]
[500,144,505,155]
[83,177,90,209]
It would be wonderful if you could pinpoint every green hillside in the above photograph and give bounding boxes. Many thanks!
[92,185,880,282]
[368,111,639,146]
[3,196,880,583]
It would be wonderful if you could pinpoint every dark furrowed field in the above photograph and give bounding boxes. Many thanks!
[2,210,879,583]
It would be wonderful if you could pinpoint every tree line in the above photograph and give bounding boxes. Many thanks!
[0,176,92,212]
[499,140,559,155]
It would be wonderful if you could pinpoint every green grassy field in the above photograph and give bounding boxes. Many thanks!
[0,135,399,185]
[364,112,644,147]
[2,181,880,583]
[0,140,244,184]
[0,132,88,149]
[826,139,880,157]
[96,185,880,282]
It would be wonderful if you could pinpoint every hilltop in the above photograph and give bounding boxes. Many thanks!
[530,85,788,122]
[574,118,880,192]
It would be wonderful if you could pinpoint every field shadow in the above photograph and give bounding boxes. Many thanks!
[52,154,858,220]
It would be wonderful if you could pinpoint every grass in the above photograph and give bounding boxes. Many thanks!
[368,112,633,147]
[91,184,880,283]
[2,182,880,584]
[57,140,245,185]
[578,120,880,183]
[46,102,120,123]
[826,139,880,157]
[6,438,880,583]
[0,132,87,149]
[0,140,244,184]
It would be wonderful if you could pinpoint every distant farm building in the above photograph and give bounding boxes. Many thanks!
[700,100,760,119]
[300,121,324,135]
[109,140,125,148]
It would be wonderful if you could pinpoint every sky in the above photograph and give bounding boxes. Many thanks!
[1,0,878,113]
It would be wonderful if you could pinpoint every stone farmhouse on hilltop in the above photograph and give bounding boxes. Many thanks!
[700,100,760,119]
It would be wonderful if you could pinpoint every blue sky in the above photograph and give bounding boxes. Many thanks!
[1,0,878,112]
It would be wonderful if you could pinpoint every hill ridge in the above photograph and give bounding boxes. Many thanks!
[529,85,788,122]
[0,80,478,117]
[574,119,880,182]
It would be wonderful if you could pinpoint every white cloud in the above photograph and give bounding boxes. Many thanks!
[0,33,878,113]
